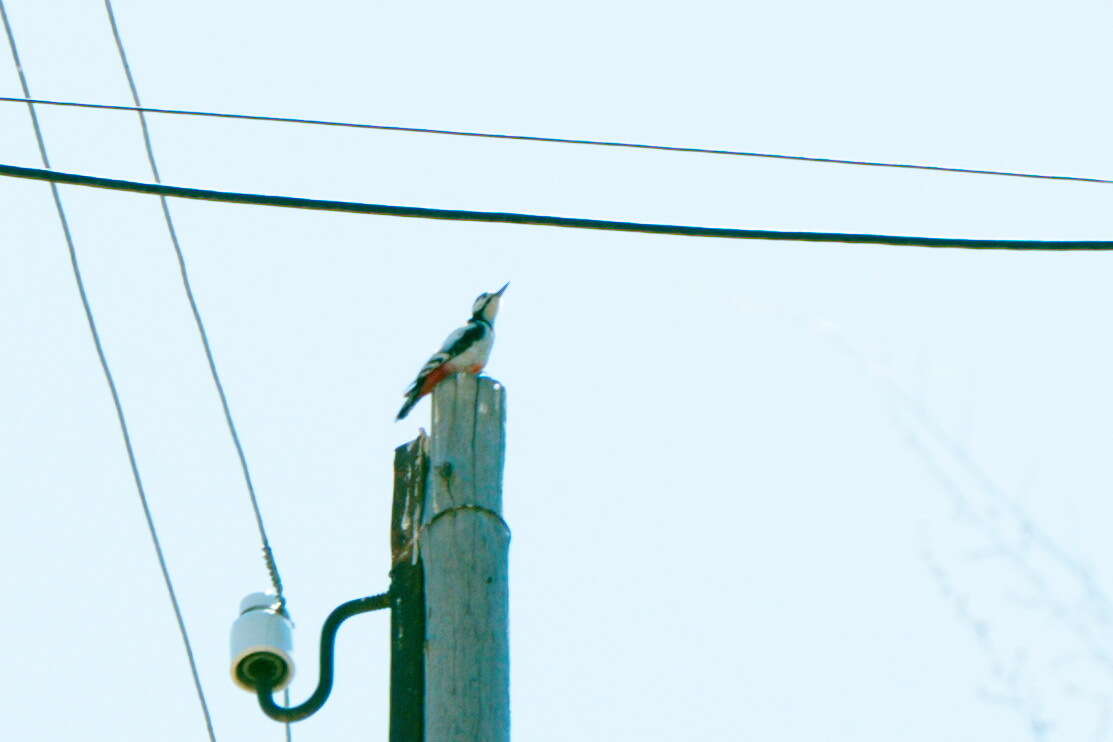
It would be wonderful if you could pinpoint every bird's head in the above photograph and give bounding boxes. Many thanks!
[472,282,509,323]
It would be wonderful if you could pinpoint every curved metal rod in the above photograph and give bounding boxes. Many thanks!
[256,592,391,723]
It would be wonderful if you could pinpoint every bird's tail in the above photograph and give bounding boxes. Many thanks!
[396,392,420,421]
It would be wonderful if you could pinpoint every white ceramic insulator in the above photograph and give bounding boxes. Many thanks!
[230,592,295,691]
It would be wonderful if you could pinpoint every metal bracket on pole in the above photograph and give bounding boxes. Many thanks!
[237,592,391,723]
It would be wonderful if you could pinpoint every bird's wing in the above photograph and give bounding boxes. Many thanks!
[404,322,487,394]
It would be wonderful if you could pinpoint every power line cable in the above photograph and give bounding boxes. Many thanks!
[0,5,217,741]
[0,161,1110,250]
[100,4,293,738]
[0,95,1109,187]
[101,0,287,613]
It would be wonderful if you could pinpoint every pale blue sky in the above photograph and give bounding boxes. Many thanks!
[1,1,1112,740]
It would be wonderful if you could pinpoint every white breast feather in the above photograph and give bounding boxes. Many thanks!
[445,324,493,369]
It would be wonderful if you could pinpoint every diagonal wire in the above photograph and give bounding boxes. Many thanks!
[0,3,217,740]
[101,0,288,612]
[100,5,292,737]
[0,94,1111,187]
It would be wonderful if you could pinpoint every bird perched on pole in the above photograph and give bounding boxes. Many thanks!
[396,283,509,420]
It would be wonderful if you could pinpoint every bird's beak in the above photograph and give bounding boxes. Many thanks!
[495,282,510,296]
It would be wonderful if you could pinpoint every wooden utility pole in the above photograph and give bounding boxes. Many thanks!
[390,373,509,742]
[390,434,427,742]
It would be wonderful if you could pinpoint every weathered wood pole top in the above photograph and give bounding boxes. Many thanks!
[422,373,509,742]
[425,373,506,521]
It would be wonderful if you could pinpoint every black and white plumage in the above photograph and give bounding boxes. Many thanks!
[396,283,508,420]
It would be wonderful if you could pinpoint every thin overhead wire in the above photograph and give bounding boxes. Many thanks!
[0,161,1111,250]
[0,4,216,741]
[0,95,1109,187]
[101,0,288,612]
[101,4,292,738]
